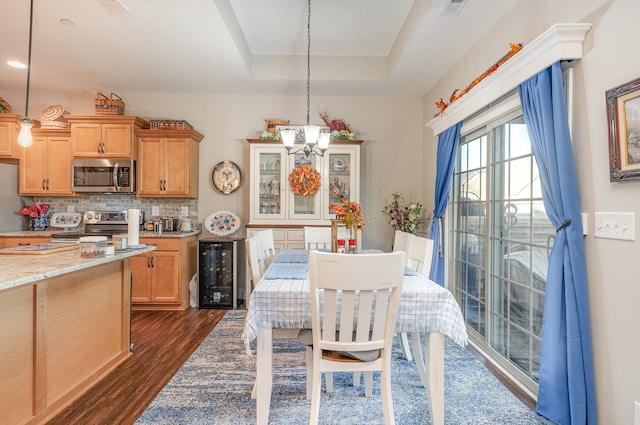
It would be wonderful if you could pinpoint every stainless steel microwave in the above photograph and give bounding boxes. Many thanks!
[71,158,135,193]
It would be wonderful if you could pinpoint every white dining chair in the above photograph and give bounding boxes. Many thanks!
[255,229,277,270]
[307,250,405,425]
[303,226,332,250]
[245,236,264,291]
[393,229,410,253]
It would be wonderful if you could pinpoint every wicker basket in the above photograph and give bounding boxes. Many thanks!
[149,119,193,130]
[94,92,125,115]
[266,119,289,134]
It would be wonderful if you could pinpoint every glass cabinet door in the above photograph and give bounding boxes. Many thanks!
[288,152,322,220]
[324,147,358,219]
[254,148,285,220]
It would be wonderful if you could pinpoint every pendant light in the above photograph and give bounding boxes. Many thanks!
[18,0,34,148]
[281,0,330,157]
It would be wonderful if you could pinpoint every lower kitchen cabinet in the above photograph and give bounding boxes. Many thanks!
[131,235,197,310]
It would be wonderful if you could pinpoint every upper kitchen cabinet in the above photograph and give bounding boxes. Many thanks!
[19,128,73,196]
[0,114,21,162]
[135,129,203,198]
[66,115,149,158]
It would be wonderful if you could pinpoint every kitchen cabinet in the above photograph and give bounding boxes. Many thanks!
[19,128,73,196]
[0,236,51,248]
[135,129,203,198]
[0,113,20,162]
[131,235,197,310]
[66,115,149,158]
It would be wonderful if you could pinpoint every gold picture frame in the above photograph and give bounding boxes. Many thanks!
[606,77,640,181]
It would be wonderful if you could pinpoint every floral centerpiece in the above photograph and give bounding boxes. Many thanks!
[329,184,365,230]
[18,197,51,231]
[382,193,426,234]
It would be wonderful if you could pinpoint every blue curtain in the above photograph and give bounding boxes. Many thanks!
[519,62,596,424]
[428,121,462,286]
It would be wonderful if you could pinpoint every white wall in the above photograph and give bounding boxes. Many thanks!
[0,90,424,250]
[422,0,639,422]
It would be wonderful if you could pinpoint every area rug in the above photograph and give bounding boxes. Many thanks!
[135,310,552,425]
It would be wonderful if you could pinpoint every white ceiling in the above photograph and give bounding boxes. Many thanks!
[0,0,519,99]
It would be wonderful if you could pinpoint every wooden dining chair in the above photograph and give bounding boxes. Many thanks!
[307,250,405,425]
[303,226,332,250]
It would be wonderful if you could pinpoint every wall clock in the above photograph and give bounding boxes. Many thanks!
[212,160,241,194]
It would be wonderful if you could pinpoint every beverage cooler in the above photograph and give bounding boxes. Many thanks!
[198,238,245,309]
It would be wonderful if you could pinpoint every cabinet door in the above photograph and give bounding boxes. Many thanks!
[19,136,47,194]
[45,136,73,195]
[151,251,180,302]
[0,121,17,159]
[102,123,133,157]
[164,138,191,196]
[323,147,359,220]
[71,123,102,156]
[131,254,152,302]
[137,136,164,195]
[253,148,286,220]
[288,152,322,220]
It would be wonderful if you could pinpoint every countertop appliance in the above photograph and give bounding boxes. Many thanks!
[71,158,135,193]
[51,210,144,241]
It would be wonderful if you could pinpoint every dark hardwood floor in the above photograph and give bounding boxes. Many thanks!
[47,308,226,425]
[46,307,536,424]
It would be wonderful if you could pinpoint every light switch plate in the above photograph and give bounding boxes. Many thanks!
[152,205,160,217]
[181,206,189,217]
[66,205,75,213]
[594,212,635,241]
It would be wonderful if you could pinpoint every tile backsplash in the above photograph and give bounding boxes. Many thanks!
[29,195,198,223]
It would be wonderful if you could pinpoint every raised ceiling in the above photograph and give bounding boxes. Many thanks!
[0,0,519,97]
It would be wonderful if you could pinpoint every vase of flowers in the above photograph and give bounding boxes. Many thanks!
[329,184,365,231]
[382,193,426,234]
[18,198,51,231]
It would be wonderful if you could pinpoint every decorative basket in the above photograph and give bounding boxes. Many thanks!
[149,119,193,130]
[266,119,289,134]
[94,92,125,115]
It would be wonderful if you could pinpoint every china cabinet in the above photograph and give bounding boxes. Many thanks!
[66,115,149,158]
[0,114,20,162]
[19,128,73,196]
[135,129,203,198]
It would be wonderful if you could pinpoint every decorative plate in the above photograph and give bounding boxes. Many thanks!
[265,156,281,171]
[204,210,241,236]
[331,157,346,172]
[212,160,241,194]
[49,212,82,228]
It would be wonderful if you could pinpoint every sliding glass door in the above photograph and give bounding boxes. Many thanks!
[452,113,555,394]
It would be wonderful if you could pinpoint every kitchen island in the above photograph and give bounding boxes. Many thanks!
[0,245,156,425]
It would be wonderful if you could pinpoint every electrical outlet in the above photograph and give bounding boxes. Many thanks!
[635,400,640,425]
[594,212,635,241]
[66,205,75,213]
[181,206,189,217]
[151,205,160,217]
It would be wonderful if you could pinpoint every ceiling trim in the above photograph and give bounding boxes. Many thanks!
[426,23,593,136]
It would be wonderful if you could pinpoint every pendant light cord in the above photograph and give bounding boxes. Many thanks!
[306,0,311,126]
[24,0,34,118]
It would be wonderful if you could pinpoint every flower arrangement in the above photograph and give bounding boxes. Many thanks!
[18,197,51,231]
[319,111,355,140]
[329,184,365,230]
[382,193,426,234]
[288,165,321,197]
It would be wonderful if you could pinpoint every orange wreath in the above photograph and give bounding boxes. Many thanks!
[288,165,321,197]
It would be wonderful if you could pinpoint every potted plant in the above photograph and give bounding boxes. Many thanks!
[18,198,51,231]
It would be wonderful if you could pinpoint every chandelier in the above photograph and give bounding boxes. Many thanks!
[280,0,330,157]
[17,0,34,148]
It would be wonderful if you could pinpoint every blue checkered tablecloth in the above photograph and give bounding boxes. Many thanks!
[242,251,468,353]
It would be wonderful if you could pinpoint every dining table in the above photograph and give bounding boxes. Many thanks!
[241,249,468,425]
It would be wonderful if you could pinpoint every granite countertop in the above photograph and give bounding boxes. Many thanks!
[0,245,157,293]
[0,230,200,238]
